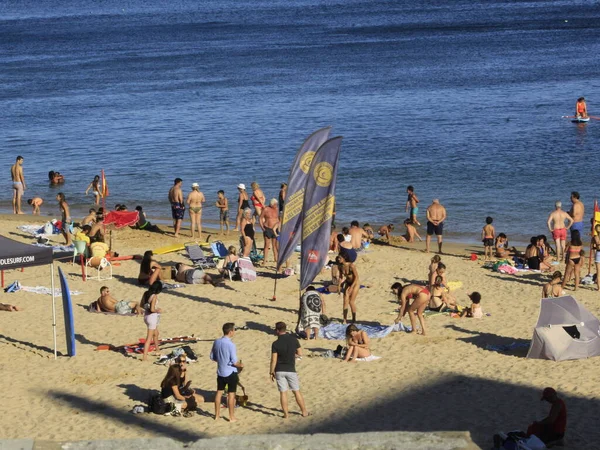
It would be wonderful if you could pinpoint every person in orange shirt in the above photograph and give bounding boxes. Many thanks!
[575,97,587,118]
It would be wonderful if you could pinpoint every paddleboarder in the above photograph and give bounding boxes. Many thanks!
[575,97,587,119]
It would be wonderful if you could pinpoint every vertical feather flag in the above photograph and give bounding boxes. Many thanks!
[276,127,331,270]
[300,137,342,290]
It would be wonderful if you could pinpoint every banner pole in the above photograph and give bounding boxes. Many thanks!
[51,263,57,360]
[271,272,278,301]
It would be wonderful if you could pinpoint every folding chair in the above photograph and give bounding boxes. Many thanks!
[185,243,217,269]
[210,240,229,258]
[85,257,113,281]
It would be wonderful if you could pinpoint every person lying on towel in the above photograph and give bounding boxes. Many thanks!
[175,263,216,286]
[91,286,142,314]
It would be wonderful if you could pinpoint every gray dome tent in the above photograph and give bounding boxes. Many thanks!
[527,296,600,361]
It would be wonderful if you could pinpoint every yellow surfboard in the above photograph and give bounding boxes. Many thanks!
[153,241,210,255]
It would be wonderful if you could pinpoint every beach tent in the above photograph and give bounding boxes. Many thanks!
[527,296,600,361]
[0,235,60,359]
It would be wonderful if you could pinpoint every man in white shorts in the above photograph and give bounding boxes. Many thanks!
[269,322,310,419]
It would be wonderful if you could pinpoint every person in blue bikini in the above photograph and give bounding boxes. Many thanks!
[568,191,585,238]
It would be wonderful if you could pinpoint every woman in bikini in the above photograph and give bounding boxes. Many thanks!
[429,276,457,311]
[234,184,249,231]
[524,236,541,270]
[250,182,266,225]
[562,233,584,291]
[85,175,102,206]
[138,250,162,285]
[592,224,600,292]
[56,192,72,245]
[537,235,554,272]
[542,271,565,298]
[240,208,255,258]
[343,324,371,362]
[394,283,431,335]
[186,182,205,239]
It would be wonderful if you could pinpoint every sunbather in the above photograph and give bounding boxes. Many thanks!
[138,250,162,285]
[93,286,142,314]
[429,276,457,311]
[542,271,565,298]
[175,263,216,286]
[219,246,240,279]
[343,324,371,362]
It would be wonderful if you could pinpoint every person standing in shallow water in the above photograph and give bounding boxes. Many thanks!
[11,156,26,215]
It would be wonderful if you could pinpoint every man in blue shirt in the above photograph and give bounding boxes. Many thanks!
[210,322,244,422]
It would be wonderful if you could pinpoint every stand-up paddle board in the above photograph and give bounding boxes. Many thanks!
[58,267,76,357]
[572,117,590,123]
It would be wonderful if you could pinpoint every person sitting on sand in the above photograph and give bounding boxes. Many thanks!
[89,214,105,243]
[161,356,204,416]
[81,208,96,227]
[134,206,164,234]
[394,283,430,335]
[348,220,369,249]
[219,246,240,279]
[397,218,422,243]
[92,286,142,314]
[542,271,565,298]
[298,286,325,340]
[0,303,21,312]
[362,223,374,243]
[377,224,394,243]
[428,255,442,290]
[526,387,567,445]
[429,276,457,312]
[138,250,162,286]
[460,292,483,318]
[337,254,360,324]
[175,263,216,286]
[561,232,584,291]
[343,324,371,362]
[495,233,517,259]
[27,197,43,215]
[537,235,554,271]
[435,262,448,288]
[525,236,541,270]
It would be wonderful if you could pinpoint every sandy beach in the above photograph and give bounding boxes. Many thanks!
[1,213,599,449]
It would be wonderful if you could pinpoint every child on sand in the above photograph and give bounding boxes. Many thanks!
[377,224,394,242]
[398,219,422,243]
[27,197,43,215]
[482,217,495,261]
[460,292,483,318]
[215,190,229,235]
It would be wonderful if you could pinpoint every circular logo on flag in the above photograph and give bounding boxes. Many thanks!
[313,162,333,187]
[300,151,316,174]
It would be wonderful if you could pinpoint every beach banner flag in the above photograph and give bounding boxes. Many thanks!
[300,136,343,290]
[101,169,109,197]
[276,127,331,270]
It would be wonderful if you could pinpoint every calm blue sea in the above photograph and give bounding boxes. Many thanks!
[1,0,599,243]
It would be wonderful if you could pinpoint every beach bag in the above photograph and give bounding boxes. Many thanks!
[43,222,54,235]
[149,392,172,415]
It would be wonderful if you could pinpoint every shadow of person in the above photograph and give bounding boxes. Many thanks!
[445,324,530,356]
[118,383,152,403]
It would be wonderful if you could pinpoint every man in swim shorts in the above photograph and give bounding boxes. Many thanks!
[426,199,447,254]
[260,199,280,264]
[568,191,585,238]
[175,263,216,286]
[11,156,26,214]
[168,177,185,237]
[94,286,142,314]
[547,201,574,261]
[405,185,420,226]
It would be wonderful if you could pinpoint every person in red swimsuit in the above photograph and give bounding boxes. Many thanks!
[527,387,567,444]
[575,97,587,118]
[394,284,431,335]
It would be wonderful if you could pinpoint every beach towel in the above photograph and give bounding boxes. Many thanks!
[104,211,140,229]
[299,291,322,331]
[33,243,74,253]
[18,224,46,236]
[319,322,411,340]
[238,257,256,282]
[87,301,137,316]
[355,355,382,362]
[19,286,83,296]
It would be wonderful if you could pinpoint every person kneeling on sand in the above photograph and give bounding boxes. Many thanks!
[92,286,142,314]
[175,263,216,286]
[377,223,394,242]
[398,218,422,243]
[343,324,371,362]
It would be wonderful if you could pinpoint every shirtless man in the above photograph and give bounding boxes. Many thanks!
[27,197,43,215]
[175,263,216,286]
[426,199,447,254]
[398,219,422,243]
[348,220,369,249]
[82,208,97,227]
[568,192,585,238]
[378,224,394,242]
[89,214,105,243]
[336,254,359,324]
[11,156,26,214]
[547,201,574,261]
[187,182,205,239]
[94,286,142,314]
[260,199,280,264]
[405,185,420,226]
[168,178,185,237]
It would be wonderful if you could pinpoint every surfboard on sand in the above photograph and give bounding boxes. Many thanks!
[153,241,210,255]
[58,267,76,357]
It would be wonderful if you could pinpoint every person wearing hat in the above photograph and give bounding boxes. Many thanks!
[234,183,249,232]
[187,182,205,239]
[526,387,567,444]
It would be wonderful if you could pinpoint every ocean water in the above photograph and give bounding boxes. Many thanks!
[1,0,599,244]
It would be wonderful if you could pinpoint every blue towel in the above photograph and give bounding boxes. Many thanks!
[319,322,411,340]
